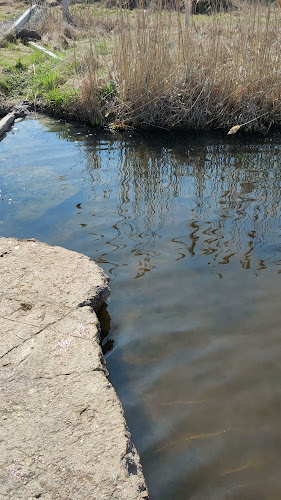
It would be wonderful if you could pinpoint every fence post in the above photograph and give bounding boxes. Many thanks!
[62,0,71,23]
[184,0,191,27]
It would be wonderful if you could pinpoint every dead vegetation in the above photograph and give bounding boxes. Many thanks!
[1,0,281,131]
[68,1,281,131]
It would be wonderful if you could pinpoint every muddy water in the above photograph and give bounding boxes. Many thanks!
[1,116,281,499]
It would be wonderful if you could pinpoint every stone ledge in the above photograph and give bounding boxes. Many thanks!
[0,237,148,500]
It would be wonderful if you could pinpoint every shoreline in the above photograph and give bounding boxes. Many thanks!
[1,100,281,137]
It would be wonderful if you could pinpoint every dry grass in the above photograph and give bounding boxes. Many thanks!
[75,2,281,131]
[0,1,29,22]
[2,0,281,131]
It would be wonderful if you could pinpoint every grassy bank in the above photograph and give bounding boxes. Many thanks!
[1,1,281,132]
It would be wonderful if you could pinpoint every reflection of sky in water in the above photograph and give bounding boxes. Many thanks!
[1,116,281,500]
[0,119,80,225]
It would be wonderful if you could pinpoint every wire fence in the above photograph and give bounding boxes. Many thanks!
[25,1,53,30]
[28,0,73,25]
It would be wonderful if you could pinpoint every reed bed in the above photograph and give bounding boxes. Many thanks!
[7,0,281,132]
[73,2,281,131]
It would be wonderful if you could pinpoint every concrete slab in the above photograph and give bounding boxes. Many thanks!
[0,113,15,139]
[0,237,148,500]
[12,5,37,33]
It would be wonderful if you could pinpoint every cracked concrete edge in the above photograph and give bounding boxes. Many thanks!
[0,237,149,499]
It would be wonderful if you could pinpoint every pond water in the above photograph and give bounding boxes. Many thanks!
[1,115,281,499]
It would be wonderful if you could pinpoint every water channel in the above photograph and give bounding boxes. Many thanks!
[1,115,281,499]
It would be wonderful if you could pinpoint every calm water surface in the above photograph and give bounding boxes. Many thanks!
[1,116,281,499]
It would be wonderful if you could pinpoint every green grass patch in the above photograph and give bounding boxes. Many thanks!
[45,86,78,112]
[0,41,77,114]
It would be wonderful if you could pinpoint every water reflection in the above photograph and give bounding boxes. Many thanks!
[57,122,281,278]
[1,116,281,500]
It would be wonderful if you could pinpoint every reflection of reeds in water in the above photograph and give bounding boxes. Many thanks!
[77,134,281,277]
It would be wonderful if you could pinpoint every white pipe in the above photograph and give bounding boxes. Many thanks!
[28,42,61,60]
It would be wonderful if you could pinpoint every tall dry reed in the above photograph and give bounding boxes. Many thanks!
[75,1,281,131]
[38,1,281,131]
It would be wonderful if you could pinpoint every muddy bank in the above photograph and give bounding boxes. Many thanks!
[0,237,148,499]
